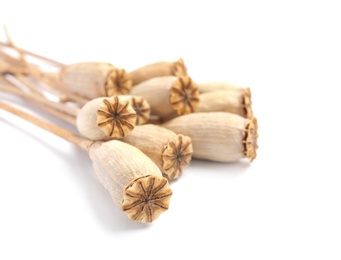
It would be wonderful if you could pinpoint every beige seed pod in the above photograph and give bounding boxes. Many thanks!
[77,96,137,140]
[118,95,151,125]
[58,62,132,100]
[90,140,172,223]
[121,124,193,180]
[195,90,253,118]
[130,76,199,119]
[197,81,248,93]
[129,58,187,86]
[162,112,258,162]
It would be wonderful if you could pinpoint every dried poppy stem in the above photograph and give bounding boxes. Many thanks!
[129,58,188,86]
[0,101,172,223]
[1,26,65,68]
[162,112,259,162]
[0,51,45,97]
[0,101,91,150]
[0,46,73,102]
[0,58,29,75]
[0,74,79,118]
[0,41,65,68]
[195,90,253,118]
[0,84,76,125]
[130,76,200,119]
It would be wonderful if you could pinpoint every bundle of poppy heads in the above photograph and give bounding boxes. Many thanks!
[0,40,258,223]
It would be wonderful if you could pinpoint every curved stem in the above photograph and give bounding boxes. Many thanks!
[0,101,93,151]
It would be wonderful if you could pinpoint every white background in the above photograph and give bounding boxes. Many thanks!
[1,1,341,259]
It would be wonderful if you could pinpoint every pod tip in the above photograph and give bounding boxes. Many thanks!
[244,117,259,162]
[122,175,172,223]
[162,134,193,180]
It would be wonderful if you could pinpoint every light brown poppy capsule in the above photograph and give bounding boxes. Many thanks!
[162,112,259,162]
[58,62,132,100]
[130,76,200,119]
[90,140,172,223]
[195,90,253,118]
[121,124,193,180]
[76,96,137,140]
[129,58,187,86]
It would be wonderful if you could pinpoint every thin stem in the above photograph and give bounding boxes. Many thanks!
[0,84,77,125]
[0,101,93,151]
[0,75,79,116]
[0,43,88,106]
[0,41,65,68]
[0,51,45,97]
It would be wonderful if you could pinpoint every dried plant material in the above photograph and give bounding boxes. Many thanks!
[57,62,132,100]
[119,95,151,125]
[77,96,137,140]
[129,58,187,86]
[121,124,193,180]
[0,83,77,125]
[130,76,199,119]
[97,96,136,137]
[122,175,172,222]
[170,76,200,115]
[0,52,45,97]
[162,134,193,180]
[0,59,26,75]
[195,90,253,118]
[0,40,65,68]
[0,50,26,74]
[0,101,172,223]
[90,141,171,223]
[162,112,259,162]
